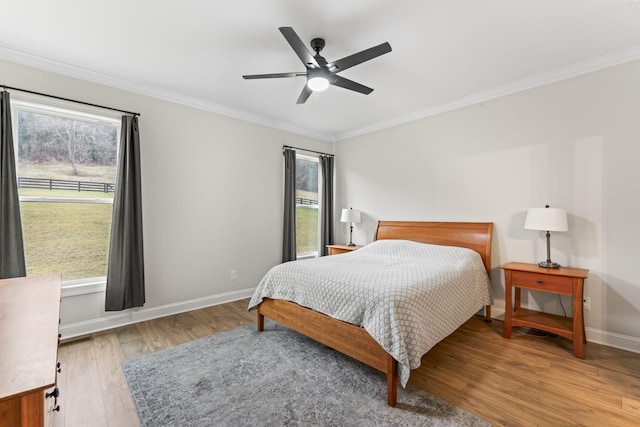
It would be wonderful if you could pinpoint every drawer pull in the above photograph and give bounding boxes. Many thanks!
[537,279,542,284]
[57,362,62,373]
[53,405,61,412]
[46,387,59,399]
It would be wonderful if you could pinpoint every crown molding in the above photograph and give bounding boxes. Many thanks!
[3,43,639,143]
[0,45,333,142]
[334,44,640,141]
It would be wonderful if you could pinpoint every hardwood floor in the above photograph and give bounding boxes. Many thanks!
[53,299,640,427]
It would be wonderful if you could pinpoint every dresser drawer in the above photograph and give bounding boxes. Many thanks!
[511,270,573,294]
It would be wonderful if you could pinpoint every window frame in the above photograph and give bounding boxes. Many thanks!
[10,94,121,295]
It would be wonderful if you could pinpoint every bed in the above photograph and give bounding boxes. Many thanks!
[248,221,493,406]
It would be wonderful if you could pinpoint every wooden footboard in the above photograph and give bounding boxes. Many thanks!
[257,298,399,406]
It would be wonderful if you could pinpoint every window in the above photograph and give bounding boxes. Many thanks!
[11,98,120,286]
[296,154,319,258]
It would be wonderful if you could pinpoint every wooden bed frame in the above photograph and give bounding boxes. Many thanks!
[256,221,494,406]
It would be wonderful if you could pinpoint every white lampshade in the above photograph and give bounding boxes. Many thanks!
[340,208,361,224]
[307,76,329,92]
[524,207,568,232]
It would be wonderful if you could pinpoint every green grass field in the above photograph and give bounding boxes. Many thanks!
[20,188,113,199]
[21,200,112,280]
[296,206,318,254]
[18,164,115,280]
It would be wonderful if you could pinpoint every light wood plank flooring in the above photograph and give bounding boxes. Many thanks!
[53,299,640,427]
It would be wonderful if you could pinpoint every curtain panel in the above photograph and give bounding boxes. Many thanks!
[282,148,297,262]
[319,155,334,256]
[105,115,145,311]
[0,91,27,279]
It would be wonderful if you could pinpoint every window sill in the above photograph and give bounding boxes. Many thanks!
[61,278,106,297]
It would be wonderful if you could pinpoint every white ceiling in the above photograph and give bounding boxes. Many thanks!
[2,1,640,142]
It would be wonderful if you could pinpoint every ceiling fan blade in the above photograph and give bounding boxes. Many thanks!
[330,75,373,95]
[296,85,313,104]
[329,42,392,73]
[279,27,319,69]
[243,72,306,79]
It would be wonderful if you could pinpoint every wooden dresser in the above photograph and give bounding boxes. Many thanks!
[0,275,62,427]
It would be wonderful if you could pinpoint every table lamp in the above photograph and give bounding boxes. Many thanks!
[524,205,568,268]
[340,207,361,246]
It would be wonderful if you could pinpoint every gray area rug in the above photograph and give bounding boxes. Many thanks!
[122,320,489,426]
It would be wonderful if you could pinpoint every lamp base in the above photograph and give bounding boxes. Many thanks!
[538,261,561,268]
[346,243,356,246]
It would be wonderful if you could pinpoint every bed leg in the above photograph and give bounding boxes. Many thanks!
[386,355,398,407]
[485,305,492,322]
[257,311,264,332]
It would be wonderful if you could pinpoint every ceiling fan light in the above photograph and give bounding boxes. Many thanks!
[307,76,329,92]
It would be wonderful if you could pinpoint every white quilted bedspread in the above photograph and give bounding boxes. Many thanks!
[248,239,493,386]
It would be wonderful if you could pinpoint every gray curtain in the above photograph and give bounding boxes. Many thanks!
[282,147,296,262]
[319,155,334,256]
[105,115,145,311]
[0,91,26,279]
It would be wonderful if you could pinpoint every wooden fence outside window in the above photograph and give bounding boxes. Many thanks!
[18,177,115,193]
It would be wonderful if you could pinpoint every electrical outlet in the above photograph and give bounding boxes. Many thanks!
[230,270,237,280]
[583,296,591,311]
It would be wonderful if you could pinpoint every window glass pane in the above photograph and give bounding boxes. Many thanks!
[20,202,113,280]
[295,156,319,257]
[17,110,118,198]
[14,106,119,281]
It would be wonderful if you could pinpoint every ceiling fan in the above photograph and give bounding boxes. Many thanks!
[243,27,392,104]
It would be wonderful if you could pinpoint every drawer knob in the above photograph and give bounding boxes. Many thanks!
[46,387,60,399]
[57,362,62,373]
[537,279,542,284]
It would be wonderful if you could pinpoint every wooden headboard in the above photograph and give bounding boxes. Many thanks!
[374,221,494,275]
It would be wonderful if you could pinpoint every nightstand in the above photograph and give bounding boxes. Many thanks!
[501,262,589,358]
[326,244,363,256]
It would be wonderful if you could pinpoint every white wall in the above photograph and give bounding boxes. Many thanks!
[3,56,638,353]
[0,58,329,337]
[335,59,640,353]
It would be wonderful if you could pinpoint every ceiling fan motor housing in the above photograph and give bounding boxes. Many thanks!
[310,38,325,54]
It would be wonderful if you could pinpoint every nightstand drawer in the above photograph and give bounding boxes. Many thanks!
[511,270,573,294]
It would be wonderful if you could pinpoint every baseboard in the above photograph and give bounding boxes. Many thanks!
[59,287,256,339]
[584,327,640,354]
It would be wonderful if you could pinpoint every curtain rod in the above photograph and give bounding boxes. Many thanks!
[283,145,333,157]
[1,84,141,117]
